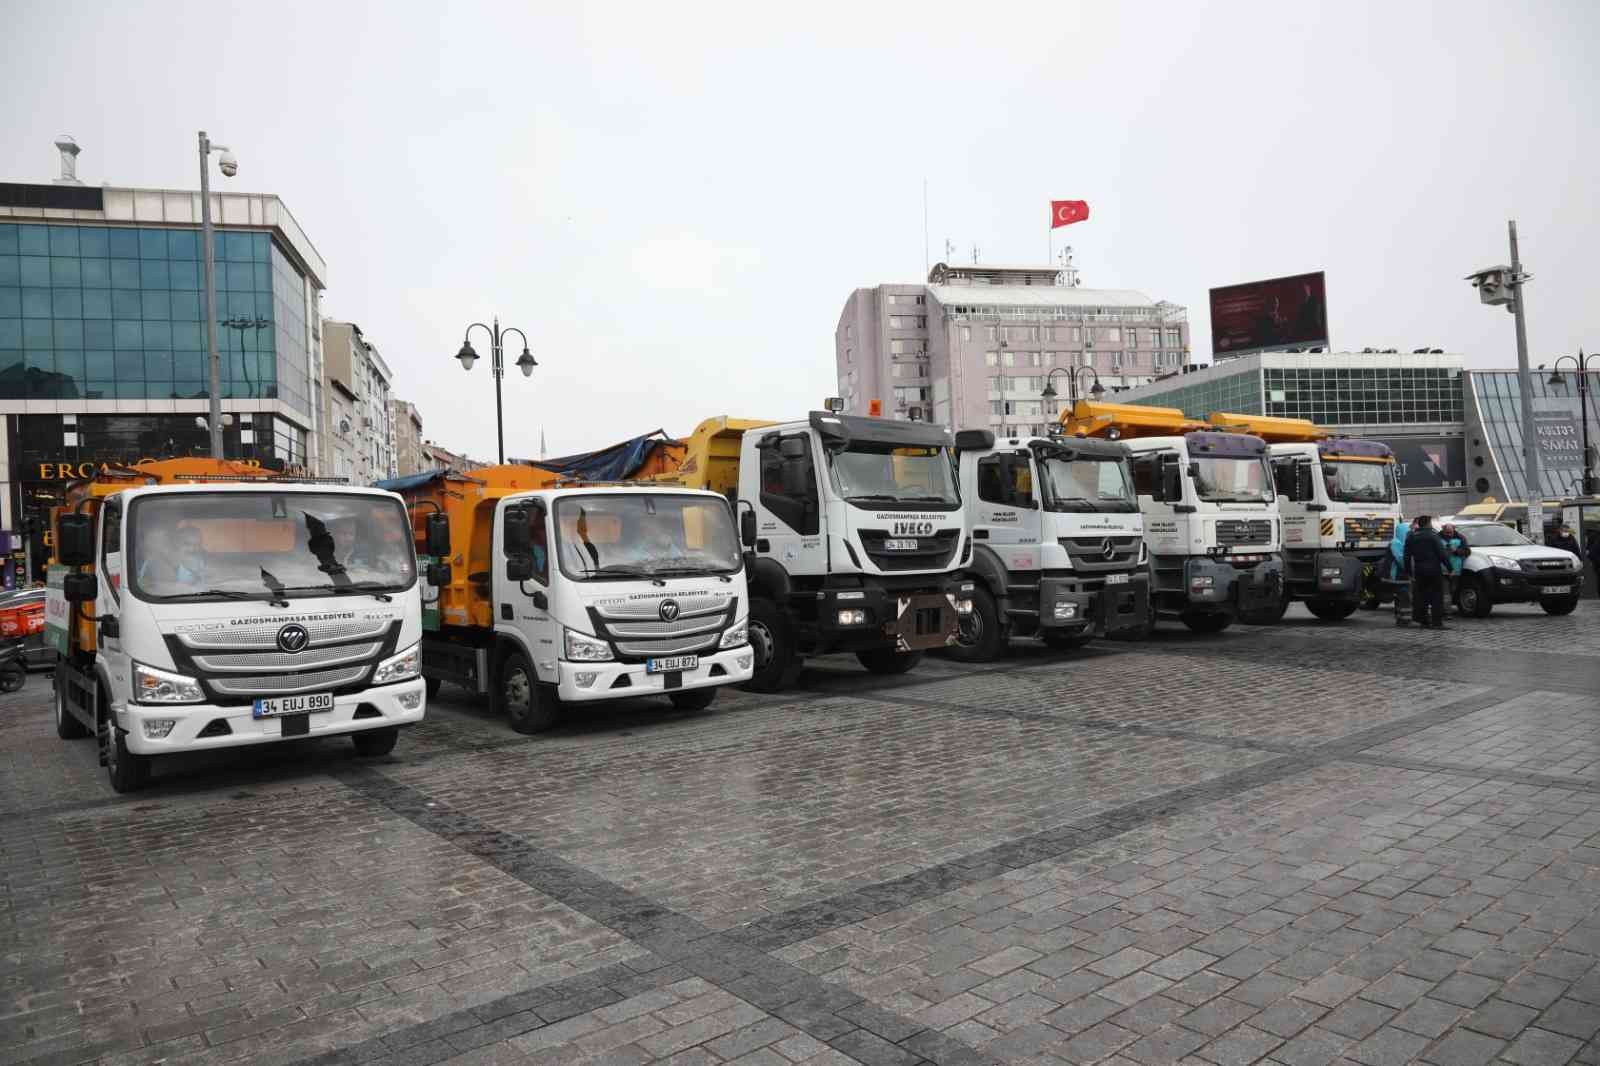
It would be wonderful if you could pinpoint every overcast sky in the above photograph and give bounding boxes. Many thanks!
[6,1,1597,459]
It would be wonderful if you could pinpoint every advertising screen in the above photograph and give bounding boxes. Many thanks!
[1210,271,1329,356]
[1377,436,1465,490]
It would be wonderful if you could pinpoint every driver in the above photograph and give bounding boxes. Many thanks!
[139,524,210,593]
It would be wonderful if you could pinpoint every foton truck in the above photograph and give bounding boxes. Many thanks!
[48,459,426,792]
[1062,401,1283,633]
[641,411,974,692]
[1207,413,1400,621]
[382,466,752,732]
[949,431,1150,660]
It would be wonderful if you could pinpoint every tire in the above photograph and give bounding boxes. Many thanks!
[1179,611,1232,634]
[1110,592,1157,641]
[1457,576,1493,618]
[351,726,399,757]
[1041,628,1093,651]
[668,688,718,712]
[99,698,149,793]
[744,598,802,694]
[1239,592,1290,625]
[944,585,1004,662]
[1540,595,1579,616]
[1305,598,1359,622]
[54,676,90,740]
[424,677,442,700]
[0,666,24,694]
[856,648,924,675]
[498,650,558,734]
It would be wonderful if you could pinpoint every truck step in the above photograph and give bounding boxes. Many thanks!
[1004,606,1040,617]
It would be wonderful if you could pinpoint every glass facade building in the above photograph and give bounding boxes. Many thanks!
[1466,370,1600,501]
[1123,372,1263,420]
[1263,365,1462,426]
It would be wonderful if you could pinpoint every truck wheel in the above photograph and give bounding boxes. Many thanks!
[1540,594,1579,616]
[54,676,90,739]
[856,648,923,675]
[1111,594,1158,641]
[1305,598,1359,622]
[99,701,149,793]
[668,688,717,712]
[1458,576,1493,618]
[1179,611,1232,634]
[1239,594,1289,625]
[745,598,802,693]
[499,651,558,734]
[351,726,399,757]
[424,677,442,700]
[944,585,1004,662]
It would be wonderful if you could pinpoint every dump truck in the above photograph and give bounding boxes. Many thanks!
[1062,401,1283,632]
[948,430,1150,660]
[1205,413,1401,621]
[47,459,426,792]
[641,412,975,691]
[380,462,752,731]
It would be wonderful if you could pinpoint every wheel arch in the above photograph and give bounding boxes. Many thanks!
[746,557,792,604]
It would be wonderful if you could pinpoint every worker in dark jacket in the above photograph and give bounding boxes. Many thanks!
[1404,515,1453,629]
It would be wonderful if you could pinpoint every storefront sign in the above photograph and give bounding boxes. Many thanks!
[31,458,265,480]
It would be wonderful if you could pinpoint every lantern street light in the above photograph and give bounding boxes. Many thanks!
[1041,365,1105,415]
[454,316,536,464]
[1545,349,1599,496]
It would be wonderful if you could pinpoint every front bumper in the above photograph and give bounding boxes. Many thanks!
[1038,571,1151,637]
[556,645,753,702]
[1183,555,1284,614]
[118,679,427,755]
[816,578,971,652]
[1481,565,1583,603]
[1307,550,1368,601]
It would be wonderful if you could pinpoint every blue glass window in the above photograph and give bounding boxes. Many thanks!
[114,320,143,348]
[20,257,49,286]
[224,261,254,291]
[81,258,110,288]
[17,226,49,256]
[140,259,170,288]
[145,350,174,380]
[175,351,205,379]
[21,289,51,318]
[48,226,80,256]
[172,321,202,349]
[114,350,143,378]
[111,290,142,318]
[227,291,254,318]
[141,291,170,320]
[224,232,252,261]
[169,230,198,259]
[82,290,111,319]
[0,225,16,254]
[51,290,82,318]
[54,320,83,347]
[0,257,16,285]
[56,350,84,380]
[23,319,52,347]
[140,230,168,259]
[85,350,115,378]
[0,320,19,346]
[78,227,108,258]
[84,321,113,348]
[110,259,141,289]
[170,259,199,290]
[107,229,139,258]
[0,290,17,316]
[50,258,81,286]
[171,292,200,321]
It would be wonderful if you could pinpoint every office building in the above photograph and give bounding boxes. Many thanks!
[0,139,327,570]
[321,320,394,484]
[835,261,1190,435]
[391,399,426,477]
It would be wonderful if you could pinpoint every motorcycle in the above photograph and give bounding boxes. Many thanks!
[0,639,26,694]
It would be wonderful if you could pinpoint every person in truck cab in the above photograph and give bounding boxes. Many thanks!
[138,524,210,594]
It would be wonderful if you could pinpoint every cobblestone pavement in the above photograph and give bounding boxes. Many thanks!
[2,601,1597,1066]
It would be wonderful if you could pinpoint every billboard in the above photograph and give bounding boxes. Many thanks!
[1209,271,1329,356]
[1376,436,1465,490]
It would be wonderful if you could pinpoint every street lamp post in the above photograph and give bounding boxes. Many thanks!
[455,317,536,464]
[1041,366,1105,432]
[198,131,239,459]
[1546,350,1598,496]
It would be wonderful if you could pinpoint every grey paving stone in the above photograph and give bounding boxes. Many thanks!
[1501,1027,1585,1066]
[1419,1028,1504,1066]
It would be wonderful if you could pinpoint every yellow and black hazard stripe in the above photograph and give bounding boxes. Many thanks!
[1319,518,1336,538]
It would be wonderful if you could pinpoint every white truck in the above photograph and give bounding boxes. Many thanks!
[396,476,754,732]
[1064,402,1285,633]
[948,431,1150,660]
[48,461,426,792]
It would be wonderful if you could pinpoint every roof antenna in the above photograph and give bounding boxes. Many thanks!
[53,135,82,185]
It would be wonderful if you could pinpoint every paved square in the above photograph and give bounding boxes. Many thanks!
[3,601,1597,1065]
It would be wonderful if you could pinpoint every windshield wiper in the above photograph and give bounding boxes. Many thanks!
[651,565,725,576]
[846,493,902,502]
[581,564,652,578]
[280,581,396,602]
[153,588,268,602]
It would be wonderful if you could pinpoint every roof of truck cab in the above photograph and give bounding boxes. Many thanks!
[120,481,402,497]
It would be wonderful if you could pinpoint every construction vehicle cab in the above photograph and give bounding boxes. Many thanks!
[1062,401,1283,633]
[950,430,1150,660]
[1208,413,1399,621]
[47,459,426,792]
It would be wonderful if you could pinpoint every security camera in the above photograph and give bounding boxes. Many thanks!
[218,150,238,177]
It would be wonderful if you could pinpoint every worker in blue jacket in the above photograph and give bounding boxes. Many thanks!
[1389,518,1412,626]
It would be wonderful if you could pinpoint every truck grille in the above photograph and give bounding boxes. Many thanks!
[589,597,736,664]
[167,618,400,705]
[210,664,371,697]
[1343,517,1394,542]
[613,634,722,659]
[857,529,960,572]
[190,642,381,673]
[1215,519,1272,547]
[1059,535,1141,570]
[177,616,392,651]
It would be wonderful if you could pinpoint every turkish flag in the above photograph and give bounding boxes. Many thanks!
[1051,200,1090,228]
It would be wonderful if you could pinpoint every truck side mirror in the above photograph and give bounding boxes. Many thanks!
[426,561,452,587]
[63,571,98,603]
[425,512,451,557]
[503,506,533,557]
[57,514,94,567]
[1160,461,1182,503]
[955,429,996,452]
[740,510,757,547]
[506,556,534,582]
[778,437,807,460]
[1295,464,1315,502]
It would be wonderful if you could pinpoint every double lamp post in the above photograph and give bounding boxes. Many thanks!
[1546,350,1598,497]
[455,318,536,465]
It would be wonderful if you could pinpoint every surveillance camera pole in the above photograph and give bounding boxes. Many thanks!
[198,130,225,460]
[1508,221,1543,543]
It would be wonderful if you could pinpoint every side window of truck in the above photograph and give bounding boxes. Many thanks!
[758,436,819,535]
[101,500,122,602]
[976,456,1006,505]
[1131,455,1160,499]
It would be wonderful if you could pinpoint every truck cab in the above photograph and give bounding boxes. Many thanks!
[1063,401,1283,633]
[950,432,1150,660]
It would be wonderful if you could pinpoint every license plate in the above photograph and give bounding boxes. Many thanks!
[884,539,918,551]
[1540,586,1570,597]
[1105,572,1130,585]
[253,692,334,719]
[646,655,698,674]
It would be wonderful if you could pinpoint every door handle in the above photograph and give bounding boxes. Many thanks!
[755,539,771,553]
[99,615,119,639]
[973,529,990,540]
[530,590,548,610]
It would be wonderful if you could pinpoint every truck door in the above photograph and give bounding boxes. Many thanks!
[754,433,827,576]
[974,452,1041,570]
[1273,456,1312,549]
[98,498,128,673]
[1131,451,1188,557]
[497,500,561,681]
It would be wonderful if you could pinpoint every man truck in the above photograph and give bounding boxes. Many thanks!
[382,465,753,731]
[47,459,426,792]
[1061,401,1284,633]
[948,431,1150,660]
[641,411,975,691]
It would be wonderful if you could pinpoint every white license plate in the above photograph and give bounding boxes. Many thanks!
[884,539,919,551]
[646,655,698,674]
[1540,585,1570,597]
[252,692,334,719]
[1105,572,1131,585]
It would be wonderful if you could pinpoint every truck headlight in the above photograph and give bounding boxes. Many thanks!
[719,620,748,649]
[133,663,204,704]
[1190,575,1215,590]
[837,609,867,625]
[1053,602,1078,620]
[1138,541,1149,565]
[373,643,421,684]
[563,628,613,662]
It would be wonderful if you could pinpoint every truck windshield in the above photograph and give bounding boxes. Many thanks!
[831,444,960,509]
[555,495,741,580]
[1039,455,1137,513]
[1193,456,1275,503]
[128,492,415,602]
[1323,460,1397,504]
